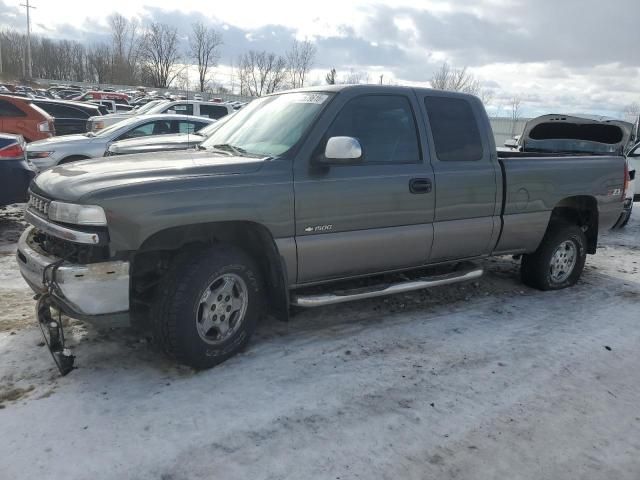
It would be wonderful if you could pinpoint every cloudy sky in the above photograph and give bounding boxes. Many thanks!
[1,0,639,117]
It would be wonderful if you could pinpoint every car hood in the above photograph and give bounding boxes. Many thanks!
[521,114,634,155]
[32,150,268,202]
[27,134,94,150]
[110,133,204,152]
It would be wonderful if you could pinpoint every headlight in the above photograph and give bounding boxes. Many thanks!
[93,121,105,131]
[27,151,53,159]
[48,201,107,226]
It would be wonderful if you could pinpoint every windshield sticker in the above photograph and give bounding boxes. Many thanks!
[291,93,328,104]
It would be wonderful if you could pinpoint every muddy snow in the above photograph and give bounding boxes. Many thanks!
[1,203,639,479]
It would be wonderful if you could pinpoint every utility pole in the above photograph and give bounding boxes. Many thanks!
[20,0,36,79]
[379,74,384,85]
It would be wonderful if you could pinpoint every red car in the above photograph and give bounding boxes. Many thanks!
[0,94,55,142]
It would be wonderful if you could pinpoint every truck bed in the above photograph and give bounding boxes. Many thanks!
[493,153,626,255]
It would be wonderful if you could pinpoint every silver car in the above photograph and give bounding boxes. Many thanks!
[26,114,215,171]
[86,100,235,132]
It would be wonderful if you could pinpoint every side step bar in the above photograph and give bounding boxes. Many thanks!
[291,266,483,308]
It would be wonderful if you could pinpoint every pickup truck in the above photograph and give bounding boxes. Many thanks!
[16,85,627,374]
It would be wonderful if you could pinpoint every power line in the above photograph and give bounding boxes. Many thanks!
[19,0,35,79]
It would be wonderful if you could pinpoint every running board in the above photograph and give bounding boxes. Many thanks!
[291,266,483,308]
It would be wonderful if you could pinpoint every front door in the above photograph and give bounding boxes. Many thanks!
[294,91,435,284]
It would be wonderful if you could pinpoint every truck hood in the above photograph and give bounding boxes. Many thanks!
[521,114,634,155]
[32,150,267,202]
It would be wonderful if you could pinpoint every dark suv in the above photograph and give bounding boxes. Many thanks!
[32,99,103,136]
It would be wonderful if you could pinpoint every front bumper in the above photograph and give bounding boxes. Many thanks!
[16,226,130,318]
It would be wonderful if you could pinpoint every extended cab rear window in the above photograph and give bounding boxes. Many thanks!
[424,96,483,162]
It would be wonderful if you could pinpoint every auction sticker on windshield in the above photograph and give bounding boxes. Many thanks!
[291,93,329,104]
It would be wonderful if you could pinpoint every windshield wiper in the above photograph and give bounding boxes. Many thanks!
[212,143,247,156]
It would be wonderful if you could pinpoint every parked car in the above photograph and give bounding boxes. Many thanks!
[0,94,55,142]
[86,100,233,132]
[0,134,33,206]
[15,85,627,374]
[73,91,129,104]
[31,99,102,136]
[106,114,233,156]
[87,99,133,114]
[626,141,640,200]
[86,99,169,132]
[513,114,635,154]
[615,157,636,228]
[26,113,215,171]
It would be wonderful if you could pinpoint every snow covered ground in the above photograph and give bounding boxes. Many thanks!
[1,204,639,480]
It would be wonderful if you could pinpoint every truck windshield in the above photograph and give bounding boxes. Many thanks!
[200,92,332,157]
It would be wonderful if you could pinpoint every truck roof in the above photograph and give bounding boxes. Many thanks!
[275,84,480,101]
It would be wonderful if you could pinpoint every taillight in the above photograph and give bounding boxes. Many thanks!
[0,143,24,159]
[38,121,50,133]
[622,161,629,199]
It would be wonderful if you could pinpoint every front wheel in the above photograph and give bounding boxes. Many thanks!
[152,246,264,369]
[521,223,587,291]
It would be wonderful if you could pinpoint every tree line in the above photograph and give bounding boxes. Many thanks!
[0,14,317,95]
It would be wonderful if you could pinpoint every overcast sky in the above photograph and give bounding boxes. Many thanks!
[1,0,638,117]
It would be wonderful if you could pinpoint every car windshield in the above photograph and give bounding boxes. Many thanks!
[200,92,332,157]
[134,100,166,114]
[196,113,235,137]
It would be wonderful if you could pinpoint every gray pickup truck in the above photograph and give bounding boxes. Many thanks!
[16,85,626,373]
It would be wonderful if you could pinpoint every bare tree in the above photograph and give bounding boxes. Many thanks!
[190,22,223,93]
[238,50,288,96]
[325,68,337,85]
[140,22,181,88]
[509,96,523,135]
[286,40,316,89]
[342,69,370,85]
[88,43,112,83]
[430,62,494,105]
[108,13,140,84]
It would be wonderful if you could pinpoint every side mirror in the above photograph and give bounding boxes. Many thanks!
[318,136,363,165]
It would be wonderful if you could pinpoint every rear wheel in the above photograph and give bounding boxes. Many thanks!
[521,223,587,291]
[151,246,264,369]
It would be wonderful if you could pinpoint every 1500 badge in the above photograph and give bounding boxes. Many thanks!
[304,225,333,233]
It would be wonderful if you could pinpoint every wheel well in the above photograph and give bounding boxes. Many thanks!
[130,221,289,321]
[550,196,598,253]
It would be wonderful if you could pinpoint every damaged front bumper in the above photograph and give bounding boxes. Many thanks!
[17,226,130,318]
[17,225,131,375]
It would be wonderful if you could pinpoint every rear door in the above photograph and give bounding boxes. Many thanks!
[419,93,500,262]
[294,90,435,283]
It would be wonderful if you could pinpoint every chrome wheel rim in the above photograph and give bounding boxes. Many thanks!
[549,240,577,284]
[196,273,248,345]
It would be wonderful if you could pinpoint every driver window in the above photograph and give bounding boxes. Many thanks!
[326,95,420,164]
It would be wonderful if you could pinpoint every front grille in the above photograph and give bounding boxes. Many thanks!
[27,192,51,217]
[32,229,110,264]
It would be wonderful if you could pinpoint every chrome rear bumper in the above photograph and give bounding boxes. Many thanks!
[16,226,129,317]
